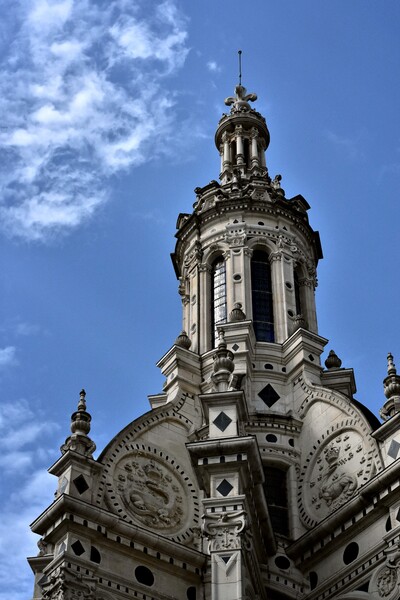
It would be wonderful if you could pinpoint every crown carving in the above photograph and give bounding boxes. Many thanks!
[324,444,340,465]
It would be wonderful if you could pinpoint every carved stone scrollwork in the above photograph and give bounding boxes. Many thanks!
[203,510,247,552]
[269,251,283,263]
[42,567,96,600]
[370,543,400,599]
[298,276,315,290]
[184,241,203,268]
[225,232,247,247]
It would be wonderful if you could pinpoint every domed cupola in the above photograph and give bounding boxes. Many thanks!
[216,82,270,184]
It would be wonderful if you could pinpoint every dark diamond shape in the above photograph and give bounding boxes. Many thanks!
[232,344,239,352]
[213,411,232,432]
[258,383,280,407]
[71,540,85,556]
[221,556,230,564]
[216,479,233,497]
[73,474,89,495]
[388,440,400,460]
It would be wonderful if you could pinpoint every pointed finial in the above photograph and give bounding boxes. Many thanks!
[229,302,246,322]
[78,388,86,411]
[325,349,342,370]
[211,329,235,392]
[238,50,242,86]
[387,353,397,376]
[174,330,192,350]
[60,389,96,457]
[381,353,400,420]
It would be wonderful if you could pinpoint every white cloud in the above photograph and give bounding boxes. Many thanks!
[207,60,221,73]
[0,399,61,600]
[0,346,17,368]
[0,0,189,240]
[0,469,56,600]
[324,129,366,160]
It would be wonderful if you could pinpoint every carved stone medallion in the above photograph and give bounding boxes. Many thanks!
[108,448,195,537]
[298,426,374,527]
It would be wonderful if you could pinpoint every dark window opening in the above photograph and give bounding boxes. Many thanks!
[135,566,154,587]
[251,250,274,342]
[211,257,227,346]
[294,270,302,316]
[264,467,289,536]
[90,546,101,564]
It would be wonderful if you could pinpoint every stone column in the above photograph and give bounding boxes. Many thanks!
[222,132,231,171]
[199,263,212,353]
[270,251,287,342]
[250,127,259,169]
[235,125,244,165]
[243,247,253,321]
[299,272,318,334]
[203,509,249,600]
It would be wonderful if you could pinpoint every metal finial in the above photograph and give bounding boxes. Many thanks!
[238,50,242,85]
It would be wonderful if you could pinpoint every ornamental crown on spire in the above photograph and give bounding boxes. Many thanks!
[224,84,258,114]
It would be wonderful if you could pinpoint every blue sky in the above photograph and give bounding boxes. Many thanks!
[1,1,399,598]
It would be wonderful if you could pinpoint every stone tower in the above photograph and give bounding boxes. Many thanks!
[29,82,400,600]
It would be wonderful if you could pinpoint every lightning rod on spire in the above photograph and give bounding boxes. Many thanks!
[238,50,242,85]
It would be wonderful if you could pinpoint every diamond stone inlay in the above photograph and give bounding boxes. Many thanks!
[216,479,233,497]
[232,344,239,352]
[258,383,280,407]
[213,411,232,432]
[388,439,400,460]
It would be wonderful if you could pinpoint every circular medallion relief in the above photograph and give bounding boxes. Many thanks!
[106,448,196,537]
[299,426,374,527]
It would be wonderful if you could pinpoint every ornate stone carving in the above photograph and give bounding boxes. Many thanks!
[371,544,400,599]
[225,232,247,247]
[106,448,197,537]
[42,567,96,600]
[113,452,187,531]
[203,510,247,552]
[299,427,374,526]
[184,241,203,268]
[225,85,257,113]
[376,567,397,597]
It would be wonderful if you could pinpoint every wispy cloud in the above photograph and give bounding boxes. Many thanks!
[0,399,60,600]
[0,346,17,368]
[207,60,221,73]
[0,0,189,240]
[324,129,366,160]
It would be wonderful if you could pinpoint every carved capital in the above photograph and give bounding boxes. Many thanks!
[269,251,283,262]
[203,510,247,552]
[199,263,212,274]
[225,232,246,248]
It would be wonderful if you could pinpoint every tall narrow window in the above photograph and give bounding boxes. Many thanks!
[251,250,274,342]
[264,466,289,536]
[294,270,302,316]
[211,257,227,346]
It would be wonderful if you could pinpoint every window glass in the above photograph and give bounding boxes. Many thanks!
[251,250,274,341]
[264,466,289,536]
[212,257,227,345]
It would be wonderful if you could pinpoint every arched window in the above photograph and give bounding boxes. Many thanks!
[263,466,289,536]
[211,256,227,346]
[251,250,274,342]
